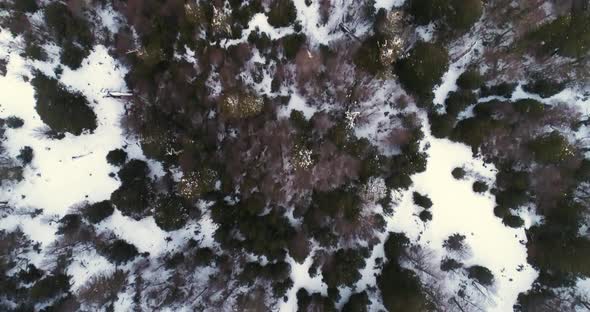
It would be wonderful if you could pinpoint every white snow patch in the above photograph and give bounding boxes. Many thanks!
[416,23,436,42]
[97,6,122,34]
[389,133,538,312]
[280,252,327,312]
[0,46,128,216]
[374,0,406,10]
[68,250,115,292]
[277,91,318,120]
[223,13,295,47]
[291,0,371,46]
[0,214,57,248]
[97,209,167,254]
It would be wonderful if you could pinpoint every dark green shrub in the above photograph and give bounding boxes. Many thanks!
[17,146,33,165]
[57,214,81,235]
[289,109,310,132]
[0,59,6,76]
[281,33,306,59]
[524,14,590,58]
[408,0,482,32]
[296,289,337,312]
[311,188,362,220]
[467,265,494,286]
[503,214,525,228]
[378,261,430,311]
[272,278,293,298]
[440,257,462,271]
[472,181,488,193]
[117,159,149,185]
[419,210,432,222]
[384,232,410,261]
[110,180,151,220]
[473,99,502,118]
[24,41,47,61]
[106,149,128,166]
[493,205,508,218]
[451,167,466,179]
[496,189,528,209]
[5,116,24,128]
[103,239,139,264]
[429,113,455,138]
[413,192,433,209]
[446,0,482,31]
[193,247,215,267]
[60,41,88,70]
[456,68,483,90]
[575,159,590,182]
[44,2,93,48]
[443,233,466,251]
[31,72,97,135]
[267,0,297,28]
[154,194,190,231]
[0,166,23,184]
[528,225,590,277]
[83,200,114,224]
[322,249,366,288]
[513,99,547,117]
[451,118,499,151]
[497,169,530,191]
[523,79,565,98]
[354,34,386,74]
[544,197,583,230]
[480,82,517,98]
[528,132,573,164]
[30,274,70,301]
[445,90,476,116]
[514,288,557,312]
[395,41,449,102]
[248,30,272,51]
[408,0,447,25]
[241,211,295,260]
[111,160,153,220]
[18,264,43,284]
[342,291,371,312]
[14,0,39,13]
[385,172,413,190]
[230,1,263,29]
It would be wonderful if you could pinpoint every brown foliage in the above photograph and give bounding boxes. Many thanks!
[78,270,128,307]
[311,142,360,191]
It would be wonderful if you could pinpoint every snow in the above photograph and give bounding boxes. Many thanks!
[416,23,436,42]
[97,6,122,34]
[0,214,57,248]
[222,13,295,47]
[277,90,318,120]
[280,251,328,312]
[68,250,115,291]
[97,210,167,254]
[291,0,371,46]
[388,124,538,311]
[0,46,127,216]
[0,34,172,283]
[374,0,406,10]
[433,40,482,106]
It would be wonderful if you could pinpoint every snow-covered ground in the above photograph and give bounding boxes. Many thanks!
[0,45,127,216]
[389,132,538,311]
[0,32,172,285]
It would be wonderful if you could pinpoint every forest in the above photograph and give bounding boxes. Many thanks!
[0,0,589,311]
